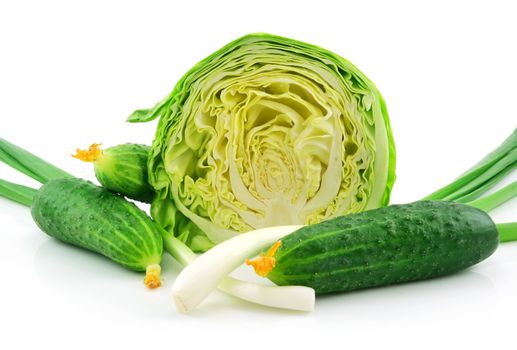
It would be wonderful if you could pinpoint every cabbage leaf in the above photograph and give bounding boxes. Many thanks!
[129,33,396,251]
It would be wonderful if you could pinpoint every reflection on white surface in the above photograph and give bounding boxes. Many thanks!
[33,237,139,283]
[2,189,517,350]
[30,231,501,319]
[317,269,497,321]
[32,236,182,318]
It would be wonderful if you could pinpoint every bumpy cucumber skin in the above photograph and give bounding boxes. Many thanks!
[31,178,162,271]
[268,201,498,294]
[94,143,154,203]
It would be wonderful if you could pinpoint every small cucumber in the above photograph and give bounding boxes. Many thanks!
[73,143,153,203]
[31,177,163,288]
[255,201,498,294]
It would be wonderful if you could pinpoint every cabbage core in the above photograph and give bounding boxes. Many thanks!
[130,34,396,251]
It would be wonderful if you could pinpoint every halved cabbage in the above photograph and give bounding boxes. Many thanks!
[129,33,396,251]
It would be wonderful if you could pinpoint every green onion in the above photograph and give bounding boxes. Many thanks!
[466,181,517,212]
[497,223,517,243]
[424,129,517,202]
[0,138,72,184]
[0,179,37,206]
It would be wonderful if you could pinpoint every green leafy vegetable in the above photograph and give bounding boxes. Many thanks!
[129,33,396,251]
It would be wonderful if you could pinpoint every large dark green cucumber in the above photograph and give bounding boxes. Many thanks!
[31,178,162,272]
[267,201,498,294]
[93,143,154,203]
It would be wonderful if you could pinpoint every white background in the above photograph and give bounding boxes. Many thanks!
[1,0,516,349]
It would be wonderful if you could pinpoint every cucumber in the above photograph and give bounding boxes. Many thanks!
[31,177,163,287]
[73,143,154,203]
[265,201,498,294]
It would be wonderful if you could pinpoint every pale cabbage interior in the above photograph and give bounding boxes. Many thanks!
[160,43,387,244]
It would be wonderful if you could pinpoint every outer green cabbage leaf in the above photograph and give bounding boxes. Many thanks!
[129,33,396,251]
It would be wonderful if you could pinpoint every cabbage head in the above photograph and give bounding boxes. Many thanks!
[129,33,396,251]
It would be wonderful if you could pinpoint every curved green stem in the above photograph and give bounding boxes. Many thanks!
[0,138,72,184]
[160,227,315,312]
[0,179,36,207]
[453,166,516,203]
[441,150,517,202]
[497,223,517,243]
[424,129,517,202]
[161,229,197,266]
[467,181,517,212]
